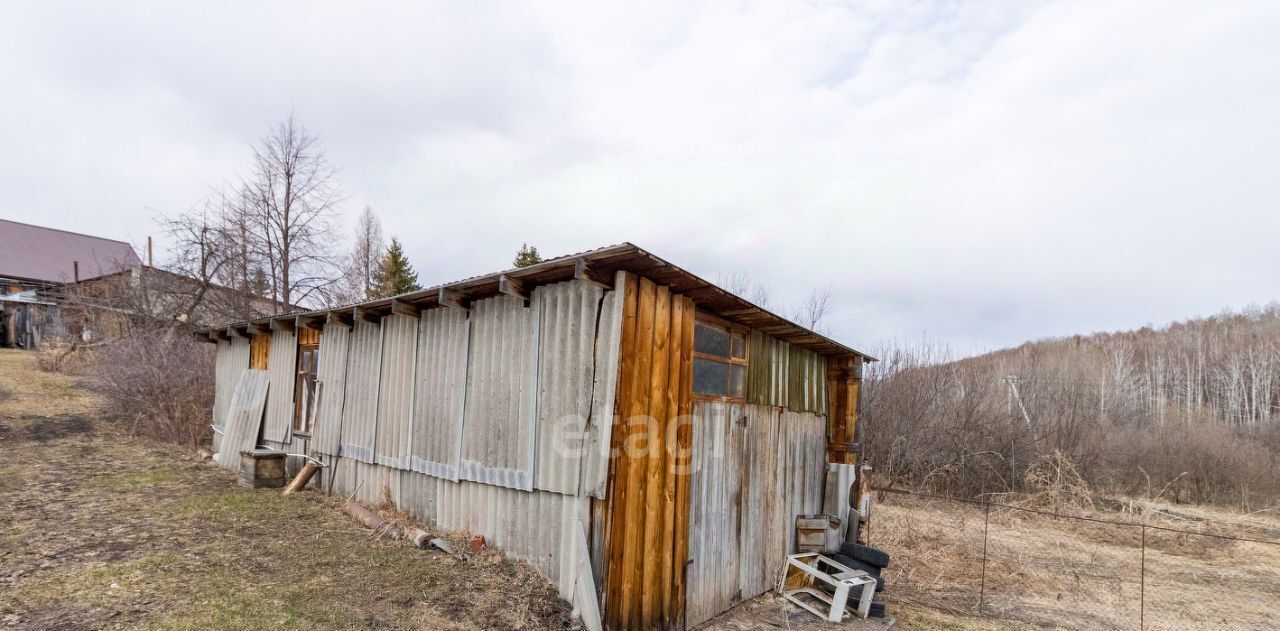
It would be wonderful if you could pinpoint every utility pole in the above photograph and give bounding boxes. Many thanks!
[1003,375,1032,426]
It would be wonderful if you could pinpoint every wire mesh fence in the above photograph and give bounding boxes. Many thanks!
[865,488,1280,630]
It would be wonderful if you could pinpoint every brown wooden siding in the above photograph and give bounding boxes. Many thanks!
[249,333,270,370]
[297,327,320,347]
[604,273,694,630]
[826,356,862,464]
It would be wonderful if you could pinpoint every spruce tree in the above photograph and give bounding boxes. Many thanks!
[513,243,543,267]
[372,237,422,298]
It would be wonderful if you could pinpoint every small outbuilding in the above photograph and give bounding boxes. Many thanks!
[197,243,872,630]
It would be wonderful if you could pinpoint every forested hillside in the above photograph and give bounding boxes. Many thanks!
[862,303,1280,508]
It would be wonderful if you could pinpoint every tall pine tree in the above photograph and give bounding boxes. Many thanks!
[372,237,422,298]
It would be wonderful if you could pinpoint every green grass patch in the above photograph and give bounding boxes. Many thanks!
[11,553,189,608]
[179,488,332,525]
[147,581,367,631]
[94,468,183,487]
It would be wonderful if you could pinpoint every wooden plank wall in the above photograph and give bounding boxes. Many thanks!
[683,401,828,628]
[249,333,270,369]
[603,273,694,631]
[745,330,829,415]
[298,327,320,347]
[825,356,862,464]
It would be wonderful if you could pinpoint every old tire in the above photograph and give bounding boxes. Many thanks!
[839,542,891,568]
[833,555,885,592]
[868,600,886,618]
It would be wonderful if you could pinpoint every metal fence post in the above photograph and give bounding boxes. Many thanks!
[979,498,990,616]
[1140,525,1147,630]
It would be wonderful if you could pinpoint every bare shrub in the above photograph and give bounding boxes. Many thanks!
[34,342,94,374]
[86,327,214,447]
[863,318,1280,509]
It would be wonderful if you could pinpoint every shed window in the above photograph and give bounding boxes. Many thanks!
[693,318,748,399]
[293,342,319,434]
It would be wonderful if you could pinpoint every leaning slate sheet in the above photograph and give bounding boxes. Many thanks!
[214,369,270,469]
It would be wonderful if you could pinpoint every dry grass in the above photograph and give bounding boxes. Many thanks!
[0,349,575,631]
[0,349,103,418]
[869,492,1280,630]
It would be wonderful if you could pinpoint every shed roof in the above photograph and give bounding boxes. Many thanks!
[0,219,142,284]
[197,243,874,362]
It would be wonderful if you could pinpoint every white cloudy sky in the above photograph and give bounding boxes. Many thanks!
[3,1,1278,355]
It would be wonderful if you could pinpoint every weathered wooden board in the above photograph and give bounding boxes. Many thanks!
[683,400,828,629]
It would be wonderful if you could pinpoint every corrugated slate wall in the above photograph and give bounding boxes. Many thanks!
[262,327,298,444]
[459,293,539,491]
[408,307,469,480]
[213,369,270,468]
[340,317,383,462]
[311,322,351,456]
[581,278,624,499]
[684,400,827,629]
[212,337,250,452]
[374,313,418,469]
[325,462,592,604]
[534,279,605,496]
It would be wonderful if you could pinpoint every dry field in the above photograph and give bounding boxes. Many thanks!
[870,492,1280,630]
[0,350,573,631]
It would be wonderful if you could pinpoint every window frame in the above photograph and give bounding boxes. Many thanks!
[691,312,750,402]
[292,342,320,436]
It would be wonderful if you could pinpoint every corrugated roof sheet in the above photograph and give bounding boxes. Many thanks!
[0,219,142,284]
[197,242,875,362]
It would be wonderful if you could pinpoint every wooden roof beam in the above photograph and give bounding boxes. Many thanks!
[355,306,382,323]
[327,311,353,328]
[390,299,421,318]
[575,259,613,290]
[498,274,527,300]
[270,317,295,332]
[297,314,325,331]
[439,287,467,310]
[246,323,270,336]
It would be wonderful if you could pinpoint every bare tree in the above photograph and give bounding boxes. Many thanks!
[795,286,832,332]
[716,270,772,307]
[236,115,345,310]
[349,206,384,300]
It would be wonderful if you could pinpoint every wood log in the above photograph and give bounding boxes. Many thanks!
[282,460,322,496]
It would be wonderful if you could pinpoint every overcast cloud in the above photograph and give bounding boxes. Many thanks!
[2,0,1278,355]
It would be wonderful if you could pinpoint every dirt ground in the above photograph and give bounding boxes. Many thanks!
[0,350,574,631]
